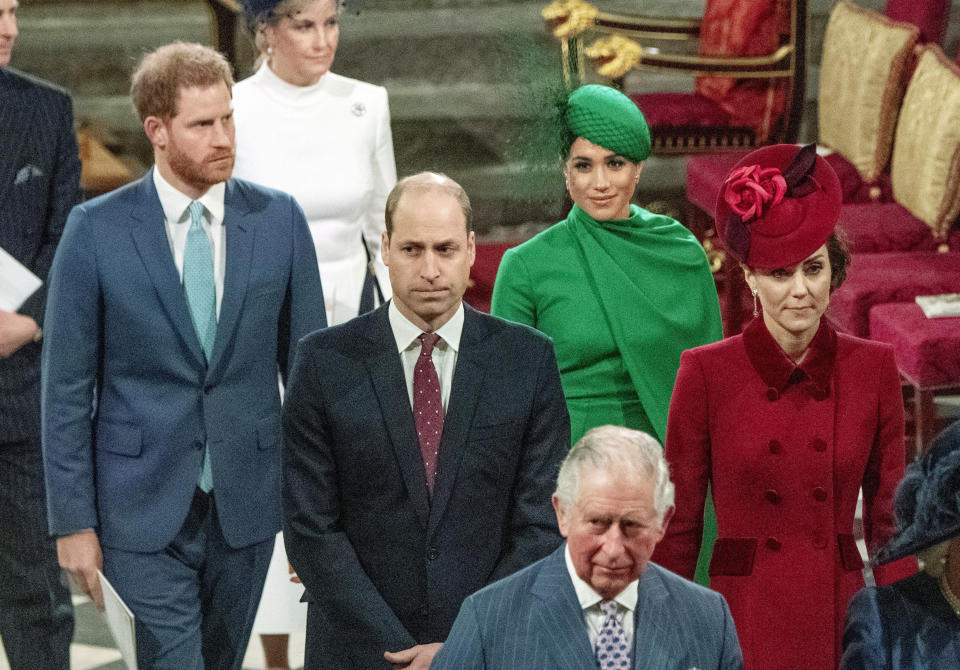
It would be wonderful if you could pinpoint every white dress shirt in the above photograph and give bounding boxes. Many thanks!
[153,168,226,316]
[388,301,464,411]
[564,544,638,650]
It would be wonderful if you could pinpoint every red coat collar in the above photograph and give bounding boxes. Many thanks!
[743,317,837,398]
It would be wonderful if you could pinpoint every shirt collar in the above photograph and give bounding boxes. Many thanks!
[564,543,638,614]
[388,300,464,354]
[152,166,226,226]
[743,317,837,397]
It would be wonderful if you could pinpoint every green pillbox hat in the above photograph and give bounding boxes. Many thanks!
[565,84,651,162]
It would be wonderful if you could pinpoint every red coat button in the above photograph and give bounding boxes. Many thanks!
[813,487,827,502]
[764,489,782,504]
[813,535,827,549]
[766,388,779,401]
[766,537,782,551]
[809,438,827,452]
[768,439,782,454]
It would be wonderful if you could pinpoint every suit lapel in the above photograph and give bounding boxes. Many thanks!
[0,73,32,214]
[427,305,488,535]
[206,180,253,380]
[128,172,205,367]
[632,566,684,670]
[365,307,430,530]
[531,546,596,670]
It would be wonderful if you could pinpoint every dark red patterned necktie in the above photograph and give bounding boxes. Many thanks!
[414,332,444,494]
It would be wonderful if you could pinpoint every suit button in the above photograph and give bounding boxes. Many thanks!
[766,388,779,401]
[813,487,827,502]
[194,440,204,450]
[428,548,439,561]
[809,438,827,452]
[765,537,781,551]
[813,535,828,549]
[764,489,781,504]
[768,439,782,454]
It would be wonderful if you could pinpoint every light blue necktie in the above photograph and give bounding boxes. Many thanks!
[183,200,216,492]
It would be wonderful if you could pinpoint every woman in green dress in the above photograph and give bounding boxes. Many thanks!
[491,84,722,446]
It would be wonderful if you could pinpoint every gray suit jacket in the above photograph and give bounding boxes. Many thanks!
[432,544,744,670]
[0,67,81,440]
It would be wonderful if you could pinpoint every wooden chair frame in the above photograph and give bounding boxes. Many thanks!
[554,0,807,154]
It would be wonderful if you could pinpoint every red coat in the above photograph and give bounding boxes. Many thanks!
[653,319,916,670]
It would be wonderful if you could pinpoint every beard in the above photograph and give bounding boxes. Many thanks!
[166,137,234,192]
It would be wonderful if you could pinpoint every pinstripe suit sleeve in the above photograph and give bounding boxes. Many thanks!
[430,595,486,669]
[19,89,81,325]
[718,592,744,670]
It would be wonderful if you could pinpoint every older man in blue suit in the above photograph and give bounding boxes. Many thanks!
[0,1,80,667]
[41,42,324,669]
[433,425,744,670]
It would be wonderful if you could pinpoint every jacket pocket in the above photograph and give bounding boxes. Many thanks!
[97,421,143,457]
[708,538,758,576]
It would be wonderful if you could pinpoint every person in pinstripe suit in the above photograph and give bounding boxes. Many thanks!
[432,426,743,670]
[0,1,80,667]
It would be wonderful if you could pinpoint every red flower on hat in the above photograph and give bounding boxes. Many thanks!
[723,165,787,222]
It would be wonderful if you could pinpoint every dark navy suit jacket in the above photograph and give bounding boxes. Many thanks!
[282,303,570,669]
[841,572,960,669]
[432,544,744,670]
[0,67,81,440]
[41,171,325,552]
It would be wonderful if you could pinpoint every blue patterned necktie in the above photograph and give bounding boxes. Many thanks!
[183,200,216,492]
[596,600,630,669]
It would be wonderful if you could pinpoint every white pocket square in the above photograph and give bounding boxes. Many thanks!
[15,165,44,184]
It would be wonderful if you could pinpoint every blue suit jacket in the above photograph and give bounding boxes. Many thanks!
[282,303,570,669]
[432,544,744,670]
[841,572,960,669]
[0,67,81,440]
[41,171,325,552]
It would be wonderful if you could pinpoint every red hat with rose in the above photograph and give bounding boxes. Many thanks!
[714,144,842,269]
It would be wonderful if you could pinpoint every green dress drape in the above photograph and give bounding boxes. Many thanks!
[491,203,723,583]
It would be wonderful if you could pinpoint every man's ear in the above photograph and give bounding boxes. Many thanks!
[381,231,390,267]
[144,116,168,150]
[552,493,569,539]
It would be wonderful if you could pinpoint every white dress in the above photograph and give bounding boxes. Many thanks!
[233,64,397,635]
[233,63,396,327]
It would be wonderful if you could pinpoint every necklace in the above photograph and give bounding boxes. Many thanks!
[938,571,960,618]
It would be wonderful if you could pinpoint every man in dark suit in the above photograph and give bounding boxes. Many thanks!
[0,1,79,667]
[282,172,570,670]
[433,425,744,670]
[42,42,324,669]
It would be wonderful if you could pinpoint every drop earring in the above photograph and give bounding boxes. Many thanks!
[752,288,759,318]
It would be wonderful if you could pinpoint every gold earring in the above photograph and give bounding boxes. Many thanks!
[752,288,759,318]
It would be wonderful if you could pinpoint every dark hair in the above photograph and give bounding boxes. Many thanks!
[130,42,233,121]
[384,172,473,237]
[827,230,851,291]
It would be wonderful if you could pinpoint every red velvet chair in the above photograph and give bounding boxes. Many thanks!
[543,0,807,155]
[884,0,951,45]
[685,0,946,333]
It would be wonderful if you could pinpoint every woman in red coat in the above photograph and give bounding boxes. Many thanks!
[652,144,916,670]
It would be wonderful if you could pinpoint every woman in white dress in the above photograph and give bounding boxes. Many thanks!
[236,0,396,327]
[234,1,397,666]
